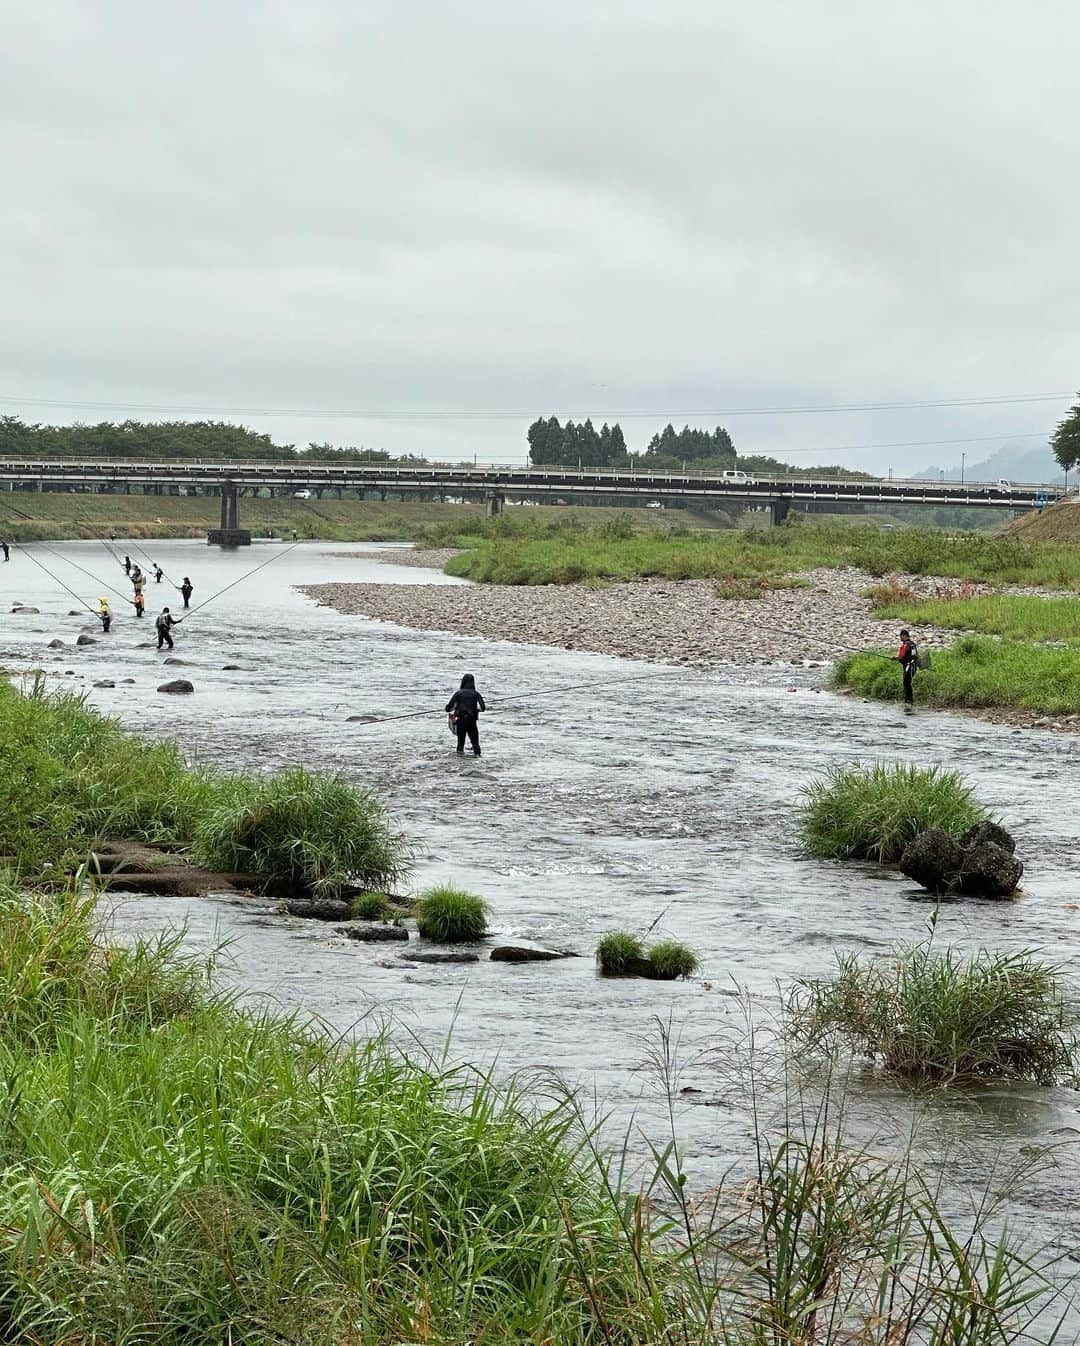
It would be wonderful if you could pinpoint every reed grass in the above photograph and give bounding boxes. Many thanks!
[0,680,411,895]
[797,762,987,863]
[790,943,1079,1085]
[414,885,491,942]
[443,517,1080,590]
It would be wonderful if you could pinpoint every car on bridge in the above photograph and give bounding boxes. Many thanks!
[721,469,757,486]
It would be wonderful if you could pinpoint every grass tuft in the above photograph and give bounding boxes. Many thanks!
[790,943,1079,1085]
[797,762,987,864]
[646,940,700,979]
[350,890,393,920]
[595,931,645,972]
[415,885,491,942]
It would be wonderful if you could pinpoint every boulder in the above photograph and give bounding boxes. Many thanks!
[400,950,479,964]
[76,633,97,646]
[93,679,115,689]
[899,829,965,894]
[221,664,242,671]
[960,820,1016,855]
[958,840,1024,898]
[157,678,194,694]
[47,639,65,649]
[12,606,40,615]
[490,945,575,963]
[121,678,135,684]
[68,609,83,616]
[284,898,353,922]
[163,657,189,665]
[339,923,409,942]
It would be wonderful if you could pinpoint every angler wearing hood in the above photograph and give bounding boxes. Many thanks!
[896,628,918,705]
[97,597,111,633]
[445,674,486,756]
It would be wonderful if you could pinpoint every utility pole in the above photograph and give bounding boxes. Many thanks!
[961,452,966,485]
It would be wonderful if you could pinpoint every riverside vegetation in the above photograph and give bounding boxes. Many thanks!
[0,684,1075,1337]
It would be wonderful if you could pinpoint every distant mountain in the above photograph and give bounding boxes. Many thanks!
[914,442,1063,484]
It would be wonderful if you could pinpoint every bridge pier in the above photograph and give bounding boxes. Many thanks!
[769,497,791,526]
[207,481,251,546]
[485,492,505,518]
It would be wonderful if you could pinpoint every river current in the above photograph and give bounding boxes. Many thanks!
[3,538,1080,1292]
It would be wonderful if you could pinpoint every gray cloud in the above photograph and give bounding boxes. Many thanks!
[2,0,1077,468]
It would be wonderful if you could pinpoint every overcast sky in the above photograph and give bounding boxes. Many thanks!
[2,1,1078,472]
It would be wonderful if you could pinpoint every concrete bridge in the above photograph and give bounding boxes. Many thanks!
[0,457,1062,544]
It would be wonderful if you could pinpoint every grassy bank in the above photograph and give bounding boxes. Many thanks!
[0,679,409,893]
[874,592,1080,643]
[0,885,1062,1343]
[835,636,1080,716]
[444,516,1080,589]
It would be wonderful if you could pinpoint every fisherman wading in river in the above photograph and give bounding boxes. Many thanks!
[896,628,919,706]
[155,607,179,650]
[446,673,486,757]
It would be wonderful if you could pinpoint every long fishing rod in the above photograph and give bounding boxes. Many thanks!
[176,538,306,624]
[6,544,98,617]
[0,502,138,608]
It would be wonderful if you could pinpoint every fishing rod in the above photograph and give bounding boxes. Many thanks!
[0,502,139,609]
[175,538,306,624]
[343,612,910,731]
[6,544,98,617]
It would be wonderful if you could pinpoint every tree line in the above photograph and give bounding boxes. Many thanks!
[1052,397,1080,473]
[527,416,736,470]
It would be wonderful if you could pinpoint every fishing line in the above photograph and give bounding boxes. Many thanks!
[0,502,138,608]
[344,603,907,730]
[6,544,98,617]
[177,538,306,623]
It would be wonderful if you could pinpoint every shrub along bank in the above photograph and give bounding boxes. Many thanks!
[0,679,408,895]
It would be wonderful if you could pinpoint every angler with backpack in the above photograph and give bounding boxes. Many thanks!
[896,628,920,705]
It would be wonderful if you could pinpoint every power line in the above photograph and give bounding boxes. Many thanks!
[0,390,1073,422]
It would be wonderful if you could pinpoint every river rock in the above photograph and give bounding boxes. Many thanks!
[958,839,1024,898]
[121,678,135,684]
[157,678,194,694]
[400,950,480,964]
[12,606,40,614]
[93,679,115,689]
[960,820,1017,855]
[899,829,965,893]
[163,657,189,665]
[68,609,83,616]
[76,633,97,645]
[222,664,242,671]
[490,945,575,962]
[47,639,65,648]
[284,898,353,922]
[339,923,409,942]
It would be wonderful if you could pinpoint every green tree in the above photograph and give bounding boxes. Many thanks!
[1052,397,1080,472]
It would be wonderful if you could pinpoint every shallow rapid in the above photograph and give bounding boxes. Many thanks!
[3,538,1080,1279]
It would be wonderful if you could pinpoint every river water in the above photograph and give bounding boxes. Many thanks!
[3,538,1080,1291]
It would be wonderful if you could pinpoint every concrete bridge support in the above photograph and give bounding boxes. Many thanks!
[207,481,252,546]
[485,492,505,518]
[769,497,791,526]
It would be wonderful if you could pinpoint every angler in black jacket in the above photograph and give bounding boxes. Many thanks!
[446,673,486,756]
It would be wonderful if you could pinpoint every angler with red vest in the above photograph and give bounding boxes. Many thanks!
[896,628,919,705]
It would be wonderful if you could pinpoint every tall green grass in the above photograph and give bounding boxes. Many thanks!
[0,885,1063,1343]
[414,885,490,941]
[0,681,410,895]
[790,943,1078,1085]
[836,636,1080,715]
[874,592,1080,643]
[444,517,1080,589]
[797,763,987,863]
